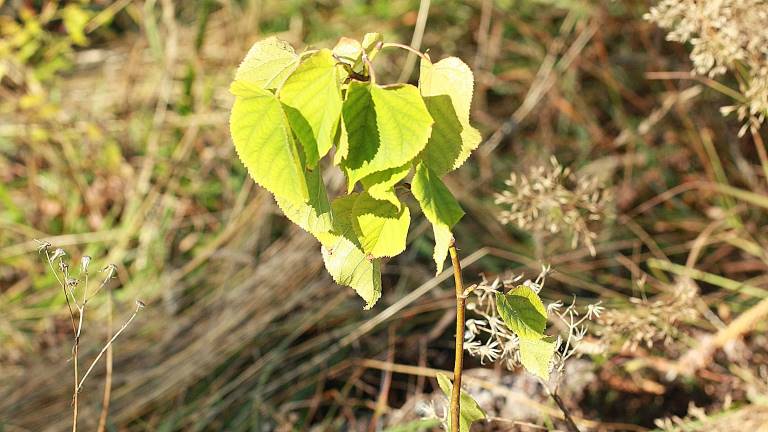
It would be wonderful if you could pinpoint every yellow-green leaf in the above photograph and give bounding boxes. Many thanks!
[419,57,481,175]
[318,194,382,309]
[519,336,556,380]
[280,49,343,166]
[436,372,486,432]
[230,81,308,205]
[274,164,333,235]
[234,37,299,91]
[411,162,464,274]
[495,286,547,340]
[340,82,433,190]
[352,193,410,258]
[360,163,411,206]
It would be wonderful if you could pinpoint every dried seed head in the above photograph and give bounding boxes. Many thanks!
[49,248,66,262]
[35,240,51,253]
[135,299,146,310]
[101,264,118,280]
[80,256,91,273]
[646,0,768,133]
[495,158,612,256]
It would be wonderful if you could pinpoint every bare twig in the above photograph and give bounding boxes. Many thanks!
[546,387,581,432]
[381,42,428,60]
[77,302,143,392]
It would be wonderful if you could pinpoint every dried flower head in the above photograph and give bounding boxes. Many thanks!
[495,157,612,256]
[49,248,66,262]
[464,271,603,382]
[597,277,698,352]
[646,0,768,134]
[80,256,91,273]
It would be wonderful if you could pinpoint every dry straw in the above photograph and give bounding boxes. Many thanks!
[646,0,768,135]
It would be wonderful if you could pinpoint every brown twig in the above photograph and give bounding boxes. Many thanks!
[448,239,465,432]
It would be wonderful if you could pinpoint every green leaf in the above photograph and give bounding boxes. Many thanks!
[230,81,309,205]
[352,193,410,258]
[411,162,464,274]
[234,37,299,90]
[274,164,333,235]
[334,117,349,165]
[494,286,547,340]
[519,336,556,380]
[419,57,481,175]
[280,49,343,166]
[318,194,382,309]
[432,224,454,275]
[436,372,486,432]
[360,163,411,205]
[340,82,433,190]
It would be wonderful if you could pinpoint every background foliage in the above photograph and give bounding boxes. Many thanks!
[2,0,768,431]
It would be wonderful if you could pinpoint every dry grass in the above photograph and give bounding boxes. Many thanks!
[2,0,768,431]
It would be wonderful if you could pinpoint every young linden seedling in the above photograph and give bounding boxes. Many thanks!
[229,33,556,432]
[229,33,479,309]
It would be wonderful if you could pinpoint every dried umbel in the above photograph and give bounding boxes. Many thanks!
[597,277,699,352]
[646,0,768,134]
[495,157,612,256]
[464,270,603,382]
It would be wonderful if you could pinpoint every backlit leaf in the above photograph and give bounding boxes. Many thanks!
[519,336,556,380]
[411,162,464,273]
[495,286,547,340]
[352,193,410,258]
[230,81,308,205]
[340,82,433,189]
[360,163,411,205]
[280,49,343,166]
[332,32,383,74]
[419,57,481,175]
[234,37,299,90]
[274,164,333,235]
[318,194,382,309]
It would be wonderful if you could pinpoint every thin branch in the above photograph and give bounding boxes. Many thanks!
[46,251,77,333]
[545,386,581,432]
[77,303,142,391]
[72,341,79,432]
[381,42,428,60]
[362,53,377,85]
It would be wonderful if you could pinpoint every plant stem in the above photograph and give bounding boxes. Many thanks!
[448,239,465,432]
[96,285,114,432]
[78,304,141,391]
[72,339,79,432]
[547,388,581,432]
